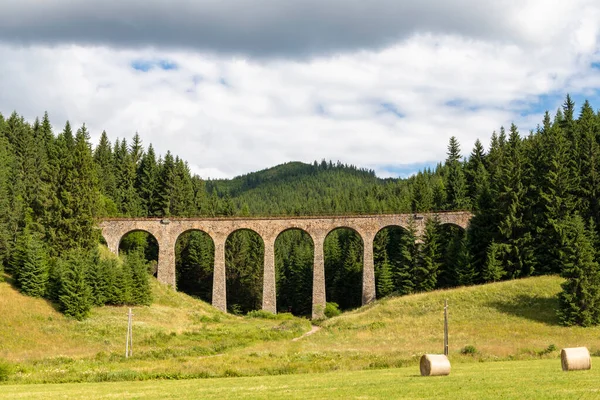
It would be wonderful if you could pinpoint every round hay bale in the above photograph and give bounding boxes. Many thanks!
[561,347,591,371]
[420,354,451,376]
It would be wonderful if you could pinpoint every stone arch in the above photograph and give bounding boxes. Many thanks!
[174,229,216,303]
[274,227,315,316]
[225,228,265,314]
[439,222,467,232]
[372,224,414,299]
[323,226,365,311]
[118,229,160,275]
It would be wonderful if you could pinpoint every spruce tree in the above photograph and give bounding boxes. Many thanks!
[444,136,470,210]
[395,222,417,295]
[59,251,93,320]
[15,229,49,297]
[128,251,152,305]
[374,229,394,297]
[157,151,176,216]
[481,241,505,282]
[52,123,101,252]
[85,248,107,306]
[0,129,13,270]
[495,123,534,278]
[137,144,160,216]
[557,215,600,327]
[93,131,117,215]
[114,139,142,216]
[415,216,441,292]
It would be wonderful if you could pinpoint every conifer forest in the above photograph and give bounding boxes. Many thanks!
[1,95,600,325]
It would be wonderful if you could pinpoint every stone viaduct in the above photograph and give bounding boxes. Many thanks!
[99,212,472,319]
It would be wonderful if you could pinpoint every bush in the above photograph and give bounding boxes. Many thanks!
[461,345,477,355]
[0,358,12,382]
[538,344,557,356]
[324,302,341,318]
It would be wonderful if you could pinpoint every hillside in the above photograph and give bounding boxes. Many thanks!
[205,161,412,215]
[3,274,600,384]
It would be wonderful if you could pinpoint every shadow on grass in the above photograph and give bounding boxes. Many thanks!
[488,294,559,325]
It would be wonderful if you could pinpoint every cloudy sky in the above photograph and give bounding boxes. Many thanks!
[1,0,600,179]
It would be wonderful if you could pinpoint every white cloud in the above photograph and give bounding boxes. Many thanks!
[0,1,599,179]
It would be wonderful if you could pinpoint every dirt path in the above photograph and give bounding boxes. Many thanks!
[292,325,321,342]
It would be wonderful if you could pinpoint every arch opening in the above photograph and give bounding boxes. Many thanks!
[225,229,264,314]
[118,230,159,277]
[175,230,215,304]
[437,223,470,288]
[373,225,414,298]
[274,228,314,317]
[99,235,108,247]
[324,227,363,311]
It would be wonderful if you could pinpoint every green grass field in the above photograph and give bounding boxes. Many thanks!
[2,273,600,394]
[2,358,599,399]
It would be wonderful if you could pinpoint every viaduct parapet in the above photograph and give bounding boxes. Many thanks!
[98,212,472,319]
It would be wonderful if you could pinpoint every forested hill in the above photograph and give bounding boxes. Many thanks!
[206,161,413,216]
[2,95,600,325]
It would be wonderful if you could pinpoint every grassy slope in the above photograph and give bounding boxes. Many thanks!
[2,359,600,399]
[0,275,310,361]
[2,275,600,384]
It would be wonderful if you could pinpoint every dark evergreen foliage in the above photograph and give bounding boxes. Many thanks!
[2,96,600,323]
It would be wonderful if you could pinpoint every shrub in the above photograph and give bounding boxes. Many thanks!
[0,358,12,382]
[246,310,278,319]
[461,345,477,355]
[538,344,557,356]
[324,302,341,318]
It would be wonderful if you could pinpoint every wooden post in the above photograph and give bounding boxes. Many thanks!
[443,299,448,356]
[125,308,133,358]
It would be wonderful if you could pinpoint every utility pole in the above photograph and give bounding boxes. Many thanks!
[125,308,134,358]
[444,299,449,356]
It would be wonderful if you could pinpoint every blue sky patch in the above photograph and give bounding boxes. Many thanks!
[315,103,327,116]
[592,62,600,70]
[131,59,178,72]
[219,77,230,87]
[377,162,438,178]
[379,102,405,118]
[521,91,600,118]
[444,98,481,112]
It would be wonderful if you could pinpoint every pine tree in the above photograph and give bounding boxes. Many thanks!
[411,172,433,212]
[415,216,441,292]
[129,132,144,166]
[85,248,107,306]
[58,251,93,320]
[136,144,160,216]
[557,215,600,327]
[52,123,101,252]
[481,241,505,282]
[93,131,117,215]
[395,222,417,295]
[374,229,394,297]
[535,111,578,274]
[577,101,600,226]
[444,136,470,210]
[0,127,13,270]
[15,229,49,297]
[127,251,152,305]
[157,151,176,216]
[496,123,534,278]
[114,139,142,216]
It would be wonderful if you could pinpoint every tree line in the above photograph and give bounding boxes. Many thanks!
[1,95,600,324]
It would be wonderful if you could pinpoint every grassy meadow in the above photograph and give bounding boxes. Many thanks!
[1,359,599,399]
[2,273,600,387]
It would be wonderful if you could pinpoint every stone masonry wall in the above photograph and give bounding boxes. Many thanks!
[99,212,472,319]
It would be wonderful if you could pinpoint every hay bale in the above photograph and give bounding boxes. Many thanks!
[561,347,591,371]
[420,354,451,376]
